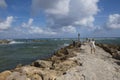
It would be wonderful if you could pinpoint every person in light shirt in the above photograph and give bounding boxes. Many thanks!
[89,39,96,54]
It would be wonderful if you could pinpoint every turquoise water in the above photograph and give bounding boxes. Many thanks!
[95,37,120,45]
[0,38,120,72]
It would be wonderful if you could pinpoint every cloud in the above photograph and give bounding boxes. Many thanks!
[92,14,120,37]
[28,26,56,35]
[32,0,100,30]
[62,25,76,33]
[106,14,120,29]
[0,17,57,39]
[32,0,70,15]
[0,0,7,8]
[21,18,56,35]
[22,18,33,27]
[0,16,14,30]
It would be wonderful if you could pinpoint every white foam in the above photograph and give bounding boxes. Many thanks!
[63,43,69,46]
[9,41,24,44]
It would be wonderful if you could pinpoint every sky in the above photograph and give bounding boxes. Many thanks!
[0,0,120,39]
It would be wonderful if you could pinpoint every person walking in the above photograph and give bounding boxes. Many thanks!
[89,39,96,54]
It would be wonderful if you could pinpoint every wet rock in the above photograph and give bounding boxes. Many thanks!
[16,64,23,68]
[49,55,60,62]
[32,60,52,69]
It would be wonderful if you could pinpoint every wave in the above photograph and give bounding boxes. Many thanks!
[32,46,38,48]
[95,37,118,40]
[9,41,24,44]
[63,43,69,46]
[58,43,69,49]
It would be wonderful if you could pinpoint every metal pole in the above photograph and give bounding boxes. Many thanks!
[78,33,80,42]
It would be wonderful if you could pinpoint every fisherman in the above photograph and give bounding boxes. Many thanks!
[77,33,81,47]
[72,40,76,47]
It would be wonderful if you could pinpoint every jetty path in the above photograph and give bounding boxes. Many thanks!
[57,43,120,80]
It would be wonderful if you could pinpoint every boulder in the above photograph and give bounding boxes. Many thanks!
[0,70,12,80]
[32,60,52,69]
[31,74,42,80]
[20,66,43,77]
[112,51,120,60]
[21,66,57,80]
[16,64,23,68]
[6,72,28,80]
[42,73,56,80]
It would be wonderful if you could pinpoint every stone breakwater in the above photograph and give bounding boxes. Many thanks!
[96,43,120,60]
[0,40,11,44]
[0,42,120,80]
[0,43,81,80]
[56,43,120,80]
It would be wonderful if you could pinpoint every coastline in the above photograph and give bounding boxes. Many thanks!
[0,42,120,80]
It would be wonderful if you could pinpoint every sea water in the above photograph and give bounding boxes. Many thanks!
[0,38,120,72]
[0,38,72,72]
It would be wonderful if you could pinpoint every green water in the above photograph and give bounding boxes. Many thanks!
[0,39,72,72]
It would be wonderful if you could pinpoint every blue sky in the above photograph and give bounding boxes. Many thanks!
[0,0,120,39]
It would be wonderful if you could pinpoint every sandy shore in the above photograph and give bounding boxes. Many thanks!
[0,43,120,80]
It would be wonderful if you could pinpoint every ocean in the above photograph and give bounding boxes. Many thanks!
[0,38,120,72]
[0,38,72,72]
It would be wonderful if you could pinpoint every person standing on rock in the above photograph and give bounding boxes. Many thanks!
[89,39,96,54]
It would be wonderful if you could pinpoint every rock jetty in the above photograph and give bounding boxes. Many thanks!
[0,42,120,80]
[0,40,11,44]
[96,43,120,60]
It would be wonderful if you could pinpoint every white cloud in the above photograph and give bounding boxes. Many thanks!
[21,18,56,35]
[22,18,33,27]
[106,14,120,29]
[28,26,56,35]
[0,0,7,8]
[74,16,94,27]
[0,16,13,30]
[62,25,76,33]
[32,0,99,30]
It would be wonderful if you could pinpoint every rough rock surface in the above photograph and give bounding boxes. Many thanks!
[97,43,120,60]
[56,43,120,80]
[32,60,52,69]
[0,71,12,80]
